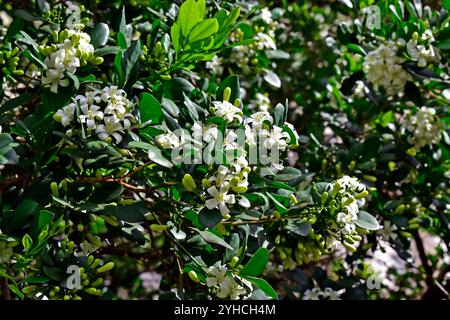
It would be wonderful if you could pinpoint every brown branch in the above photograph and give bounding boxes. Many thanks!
[413,230,434,287]
[1,278,11,300]
[76,176,153,194]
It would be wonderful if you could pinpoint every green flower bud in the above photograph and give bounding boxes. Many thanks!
[331,181,341,197]
[355,190,369,199]
[321,191,328,206]
[77,224,84,232]
[229,256,240,268]
[394,204,405,215]
[188,270,200,283]
[50,182,59,197]
[97,262,115,273]
[150,224,169,231]
[84,287,101,295]
[363,175,377,183]
[182,173,197,192]
[289,194,298,204]
[342,241,357,252]
[335,163,342,176]
[91,278,104,287]
[223,87,231,102]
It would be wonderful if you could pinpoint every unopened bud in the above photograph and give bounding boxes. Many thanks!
[182,174,197,192]
[97,262,115,273]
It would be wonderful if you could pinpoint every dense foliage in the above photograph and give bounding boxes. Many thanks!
[0,0,448,300]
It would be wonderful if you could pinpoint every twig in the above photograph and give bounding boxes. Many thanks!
[413,230,434,287]
[1,278,11,300]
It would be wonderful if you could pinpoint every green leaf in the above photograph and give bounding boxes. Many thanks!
[273,103,286,127]
[178,0,201,37]
[139,93,163,125]
[122,40,141,89]
[263,70,281,88]
[0,93,34,113]
[102,202,148,222]
[4,199,39,232]
[196,229,233,250]
[89,182,124,203]
[198,208,223,228]
[90,23,110,48]
[244,276,278,299]
[128,141,173,168]
[171,22,181,52]
[355,210,381,231]
[30,210,54,239]
[22,234,33,253]
[240,248,269,277]
[189,19,219,43]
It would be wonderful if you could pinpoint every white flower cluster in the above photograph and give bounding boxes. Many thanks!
[406,30,439,67]
[228,31,276,75]
[326,176,368,245]
[248,93,272,112]
[205,55,224,75]
[154,100,298,218]
[54,86,136,144]
[302,286,345,300]
[363,42,412,96]
[40,29,98,93]
[206,264,252,300]
[404,106,443,149]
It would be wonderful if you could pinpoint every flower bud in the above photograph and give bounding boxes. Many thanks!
[363,175,377,183]
[188,270,200,283]
[97,262,115,273]
[289,194,298,204]
[150,224,169,231]
[50,182,59,197]
[229,256,239,268]
[182,173,197,192]
[223,87,231,102]
[331,181,341,197]
[394,204,405,215]
[320,191,328,206]
[355,190,369,199]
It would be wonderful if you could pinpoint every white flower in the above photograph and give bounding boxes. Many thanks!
[363,42,412,96]
[378,220,398,241]
[263,125,290,150]
[255,33,276,50]
[249,93,272,112]
[404,106,443,149]
[75,91,101,107]
[206,264,228,287]
[302,288,321,300]
[212,100,243,124]
[47,47,80,73]
[260,7,273,24]
[54,103,76,126]
[102,86,128,115]
[244,125,258,147]
[217,276,250,300]
[337,176,367,194]
[244,111,273,130]
[79,104,104,130]
[42,68,70,93]
[205,55,223,75]
[205,183,236,217]
[322,287,345,300]
[95,116,123,144]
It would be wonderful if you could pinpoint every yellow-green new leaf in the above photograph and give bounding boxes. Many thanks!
[189,19,219,43]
